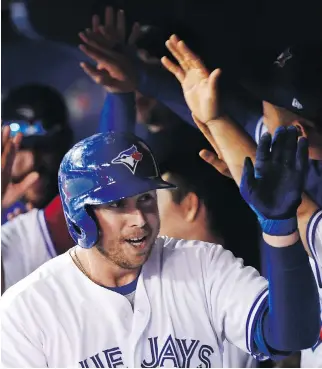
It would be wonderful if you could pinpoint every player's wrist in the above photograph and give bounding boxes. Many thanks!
[263,230,299,247]
[204,114,230,126]
[259,217,298,237]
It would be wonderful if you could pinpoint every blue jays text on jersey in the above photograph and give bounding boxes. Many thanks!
[79,335,215,368]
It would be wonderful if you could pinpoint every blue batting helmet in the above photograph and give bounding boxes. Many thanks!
[58,131,175,248]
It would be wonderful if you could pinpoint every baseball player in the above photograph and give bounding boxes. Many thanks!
[1,129,320,367]
[1,127,259,368]
[160,36,322,367]
[1,119,74,292]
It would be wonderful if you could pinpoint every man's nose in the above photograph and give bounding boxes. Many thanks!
[128,208,146,228]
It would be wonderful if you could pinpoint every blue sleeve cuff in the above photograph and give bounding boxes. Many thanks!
[260,217,298,236]
[245,288,270,361]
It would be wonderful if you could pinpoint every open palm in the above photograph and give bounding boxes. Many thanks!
[161,35,221,123]
[240,127,308,221]
[79,7,141,93]
[1,127,39,210]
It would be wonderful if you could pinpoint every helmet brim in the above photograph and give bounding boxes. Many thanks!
[85,176,176,207]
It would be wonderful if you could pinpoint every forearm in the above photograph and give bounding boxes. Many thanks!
[256,235,320,353]
[206,116,257,185]
[99,92,136,133]
[296,193,320,257]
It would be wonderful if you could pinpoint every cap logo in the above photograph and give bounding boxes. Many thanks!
[274,47,293,68]
[16,106,35,120]
[292,98,303,110]
[111,145,143,174]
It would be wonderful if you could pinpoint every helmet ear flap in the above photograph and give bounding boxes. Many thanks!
[76,210,99,249]
[65,208,99,249]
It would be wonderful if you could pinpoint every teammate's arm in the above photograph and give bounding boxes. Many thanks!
[240,127,319,354]
[1,127,38,293]
[207,128,319,358]
[80,8,186,163]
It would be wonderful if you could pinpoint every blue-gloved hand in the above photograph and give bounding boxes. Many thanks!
[240,126,309,236]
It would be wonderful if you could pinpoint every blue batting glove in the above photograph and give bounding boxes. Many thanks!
[240,126,309,236]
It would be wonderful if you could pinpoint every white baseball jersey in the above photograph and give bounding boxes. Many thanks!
[1,237,268,368]
[223,341,257,368]
[1,209,56,291]
[301,209,322,368]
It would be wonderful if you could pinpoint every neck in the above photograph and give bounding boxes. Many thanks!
[74,246,141,288]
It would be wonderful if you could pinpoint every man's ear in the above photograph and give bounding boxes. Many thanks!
[181,192,200,223]
[291,121,308,138]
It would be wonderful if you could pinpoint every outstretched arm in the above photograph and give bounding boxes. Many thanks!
[241,128,319,355]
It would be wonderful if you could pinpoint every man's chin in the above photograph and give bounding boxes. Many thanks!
[116,252,151,270]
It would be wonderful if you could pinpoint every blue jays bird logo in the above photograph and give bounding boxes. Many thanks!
[111,145,143,174]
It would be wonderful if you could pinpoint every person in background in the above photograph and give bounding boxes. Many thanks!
[157,129,259,367]
[1,125,74,293]
[1,83,73,222]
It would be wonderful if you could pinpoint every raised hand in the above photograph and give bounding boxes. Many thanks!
[240,126,308,236]
[1,126,39,210]
[79,7,141,93]
[161,35,222,124]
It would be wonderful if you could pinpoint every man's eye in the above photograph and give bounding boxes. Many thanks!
[108,200,123,208]
[139,194,154,202]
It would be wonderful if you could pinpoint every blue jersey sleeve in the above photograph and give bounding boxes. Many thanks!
[98,91,178,163]
[253,238,320,358]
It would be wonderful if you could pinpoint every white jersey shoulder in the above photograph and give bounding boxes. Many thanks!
[1,237,268,368]
[1,209,56,290]
[301,209,322,368]
[255,117,268,144]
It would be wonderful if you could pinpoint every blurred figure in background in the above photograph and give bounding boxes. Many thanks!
[1,84,73,221]
[157,127,259,368]
[1,123,74,293]
[134,24,184,134]
[158,126,260,273]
